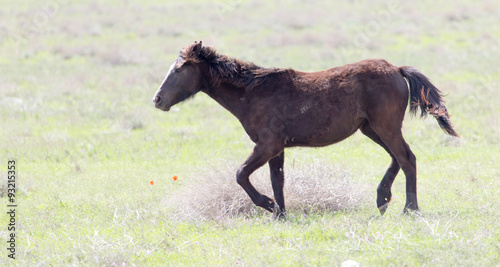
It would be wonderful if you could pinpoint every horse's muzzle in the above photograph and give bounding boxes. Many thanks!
[153,95,170,111]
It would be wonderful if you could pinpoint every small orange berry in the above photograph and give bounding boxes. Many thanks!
[173,175,178,181]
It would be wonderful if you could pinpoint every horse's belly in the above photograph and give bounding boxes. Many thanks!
[284,117,363,147]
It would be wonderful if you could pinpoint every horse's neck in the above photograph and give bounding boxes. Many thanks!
[202,83,247,120]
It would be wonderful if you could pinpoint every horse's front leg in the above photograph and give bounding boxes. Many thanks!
[237,144,283,213]
[269,151,285,217]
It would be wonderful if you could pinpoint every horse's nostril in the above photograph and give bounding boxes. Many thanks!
[153,95,161,104]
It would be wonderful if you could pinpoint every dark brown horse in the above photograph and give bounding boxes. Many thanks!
[153,41,458,217]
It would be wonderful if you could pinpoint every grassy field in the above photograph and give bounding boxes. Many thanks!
[1,0,499,265]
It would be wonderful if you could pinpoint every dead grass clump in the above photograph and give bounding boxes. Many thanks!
[163,161,259,221]
[164,159,369,221]
[285,160,369,214]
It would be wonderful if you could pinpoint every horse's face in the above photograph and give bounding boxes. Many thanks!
[153,45,204,111]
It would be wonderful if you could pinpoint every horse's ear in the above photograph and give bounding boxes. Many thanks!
[192,41,203,57]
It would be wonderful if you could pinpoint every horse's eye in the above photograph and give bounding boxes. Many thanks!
[175,68,181,73]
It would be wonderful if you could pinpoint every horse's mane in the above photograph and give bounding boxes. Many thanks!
[181,43,289,92]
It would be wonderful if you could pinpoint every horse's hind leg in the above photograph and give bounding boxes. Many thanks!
[367,121,419,213]
[360,122,400,215]
[374,134,418,212]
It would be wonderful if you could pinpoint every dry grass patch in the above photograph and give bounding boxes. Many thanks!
[164,159,370,221]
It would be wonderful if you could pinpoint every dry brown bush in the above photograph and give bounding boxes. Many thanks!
[164,158,370,221]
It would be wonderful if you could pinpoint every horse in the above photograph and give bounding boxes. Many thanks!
[153,41,458,217]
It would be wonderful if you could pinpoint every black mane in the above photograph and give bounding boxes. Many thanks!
[182,44,288,92]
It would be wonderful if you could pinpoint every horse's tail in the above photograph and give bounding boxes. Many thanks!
[399,66,459,137]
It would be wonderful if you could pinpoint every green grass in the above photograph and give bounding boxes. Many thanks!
[1,0,499,265]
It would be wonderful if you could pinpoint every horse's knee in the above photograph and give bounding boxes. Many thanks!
[236,167,246,186]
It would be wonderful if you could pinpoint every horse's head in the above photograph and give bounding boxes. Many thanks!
[153,41,207,111]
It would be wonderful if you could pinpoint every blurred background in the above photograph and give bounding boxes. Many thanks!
[1,0,498,166]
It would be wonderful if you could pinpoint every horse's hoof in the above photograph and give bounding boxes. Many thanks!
[259,195,275,213]
[402,202,419,215]
[271,203,286,219]
[272,202,279,215]
[378,202,389,215]
[402,208,421,217]
[376,193,391,215]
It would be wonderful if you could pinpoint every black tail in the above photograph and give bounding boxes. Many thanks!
[400,66,459,137]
